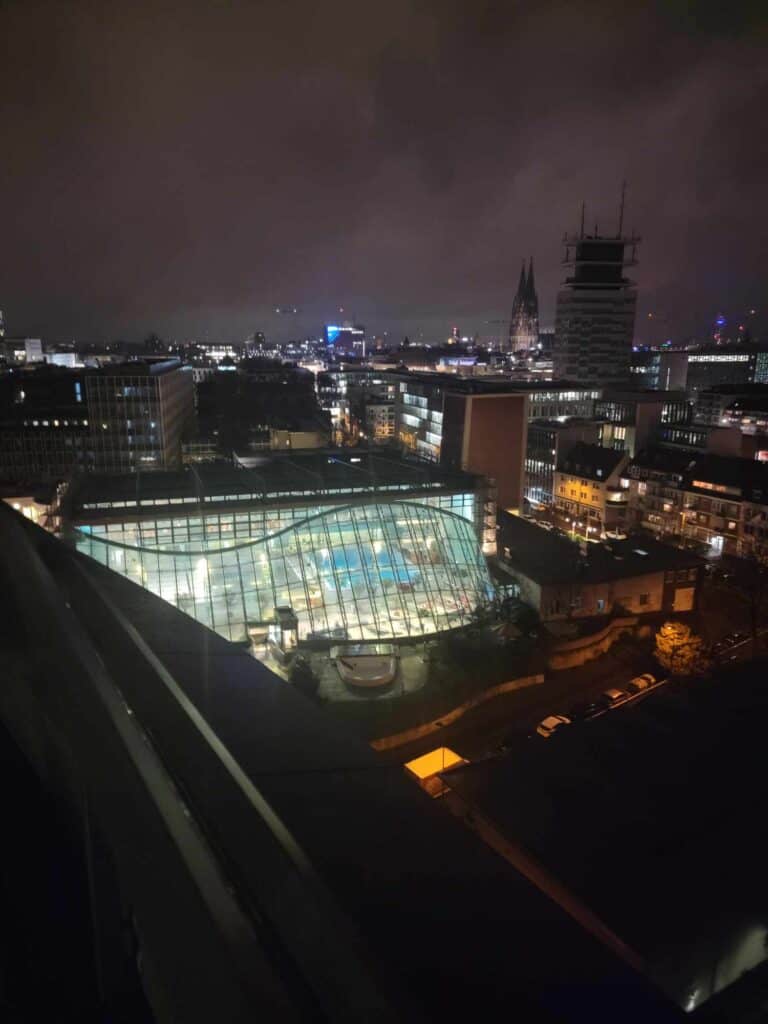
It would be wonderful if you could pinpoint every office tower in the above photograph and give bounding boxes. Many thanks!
[324,322,365,354]
[508,258,539,352]
[553,201,640,384]
[0,359,193,480]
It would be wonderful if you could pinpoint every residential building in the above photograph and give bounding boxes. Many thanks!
[626,447,693,540]
[316,366,397,442]
[508,258,539,352]
[364,401,396,444]
[678,454,768,558]
[694,383,768,426]
[553,225,640,385]
[553,442,631,538]
[628,449,768,559]
[499,514,702,621]
[525,418,601,507]
[0,360,193,482]
[594,390,692,457]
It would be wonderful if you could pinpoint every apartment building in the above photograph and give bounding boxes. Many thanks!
[553,442,631,538]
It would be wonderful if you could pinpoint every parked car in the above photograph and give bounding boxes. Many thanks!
[627,673,656,694]
[726,632,748,644]
[601,687,631,706]
[567,701,604,722]
[536,714,572,739]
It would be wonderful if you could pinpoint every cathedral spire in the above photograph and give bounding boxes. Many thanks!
[516,260,526,301]
[508,255,540,354]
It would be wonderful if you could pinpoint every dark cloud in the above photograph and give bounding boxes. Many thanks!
[1,0,766,344]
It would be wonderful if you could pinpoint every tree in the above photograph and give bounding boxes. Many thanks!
[655,621,708,676]
[730,556,768,646]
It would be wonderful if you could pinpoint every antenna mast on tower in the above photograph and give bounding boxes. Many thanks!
[617,180,627,236]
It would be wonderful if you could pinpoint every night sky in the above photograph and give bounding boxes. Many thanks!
[1,0,766,345]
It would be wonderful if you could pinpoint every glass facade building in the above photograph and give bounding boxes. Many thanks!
[74,497,493,643]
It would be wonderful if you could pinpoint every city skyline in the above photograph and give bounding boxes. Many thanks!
[1,1,766,345]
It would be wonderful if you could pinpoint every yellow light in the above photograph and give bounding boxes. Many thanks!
[404,747,465,780]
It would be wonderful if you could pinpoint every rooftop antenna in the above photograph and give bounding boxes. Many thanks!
[579,201,585,238]
[618,179,627,237]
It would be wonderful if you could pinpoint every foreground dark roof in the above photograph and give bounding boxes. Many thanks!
[445,661,768,1013]
[5,508,683,1022]
[500,514,701,585]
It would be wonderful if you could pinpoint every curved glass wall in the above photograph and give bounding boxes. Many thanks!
[74,500,494,642]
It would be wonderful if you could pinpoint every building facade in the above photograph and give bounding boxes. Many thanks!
[686,347,768,394]
[525,419,601,507]
[0,360,193,481]
[553,442,631,538]
[553,229,640,385]
[500,515,702,622]
[394,374,528,511]
[630,349,689,391]
[595,390,692,457]
[628,450,768,560]
[67,454,496,644]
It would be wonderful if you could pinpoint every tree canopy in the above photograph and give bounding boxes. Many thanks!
[655,621,708,676]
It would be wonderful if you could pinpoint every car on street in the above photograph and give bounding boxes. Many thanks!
[627,673,656,694]
[601,687,631,706]
[567,700,604,721]
[725,632,748,645]
[713,633,748,660]
[536,714,571,739]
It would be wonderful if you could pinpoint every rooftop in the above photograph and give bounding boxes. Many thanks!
[683,452,768,499]
[597,389,689,405]
[68,450,483,515]
[528,417,603,432]
[6,358,183,377]
[391,370,600,395]
[445,662,768,1012]
[630,447,697,476]
[500,514,702,586]
[557,441,628,480]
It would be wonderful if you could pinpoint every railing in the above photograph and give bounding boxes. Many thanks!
[0,504,401,1023]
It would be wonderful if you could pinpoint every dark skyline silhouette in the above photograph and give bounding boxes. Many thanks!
[1,0,766,344]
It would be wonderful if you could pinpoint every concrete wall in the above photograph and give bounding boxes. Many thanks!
[548,616,644,670]
[514,568,666,621]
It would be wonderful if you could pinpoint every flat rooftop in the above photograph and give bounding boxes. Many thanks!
[445,662,768,1011]
[68,450,484,515]
[390,371,601,394]
[500,515,702,585]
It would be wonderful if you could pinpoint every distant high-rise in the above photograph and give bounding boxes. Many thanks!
[553,198,640,384]
[508,258,539,352]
